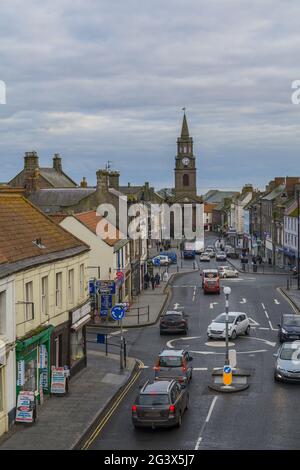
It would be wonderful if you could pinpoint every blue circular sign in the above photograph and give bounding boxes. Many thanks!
[111,305,125,321]
[152,257,161,266]
[223,366,231,374]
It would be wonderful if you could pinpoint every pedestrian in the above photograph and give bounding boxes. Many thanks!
[151,275,155,290]
[163,270,169,282]
[252,255,257,265]
[144,272,150,289]
[258,255,262,265]
[155,272,160,286]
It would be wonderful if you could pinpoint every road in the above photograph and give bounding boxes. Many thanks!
[85,233,300,450]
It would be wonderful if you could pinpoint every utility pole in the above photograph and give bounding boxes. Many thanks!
[298,188,300,290]
[223,286,231,365]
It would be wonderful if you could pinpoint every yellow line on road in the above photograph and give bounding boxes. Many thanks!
[81,360,144,450]
[277,287,299,314]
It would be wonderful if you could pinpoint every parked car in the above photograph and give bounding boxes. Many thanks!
[160,310,188,335]
[154,349,193,386]
[132,379,189,428]
[207,312,250,340]
[218,265,239,278]
[202,269,220,294]
[152,255,170,266]
[274,341,300,382]
[215,251,227,261]
[278,314,300,343]
[200,252,211,262]
[159,252,177,264]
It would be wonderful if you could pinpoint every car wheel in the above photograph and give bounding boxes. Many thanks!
[223,273,227,278]
[231,330,237,340]
[245,325,250,336]
[177,412,182,428]
[235,273,239,278]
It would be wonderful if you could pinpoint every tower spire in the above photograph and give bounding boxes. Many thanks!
[181,108,189,138]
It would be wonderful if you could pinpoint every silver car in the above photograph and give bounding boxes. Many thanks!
[218,265,239,278]
[274,341,300,383]
[154,349,193,387]
[207,312,250,340]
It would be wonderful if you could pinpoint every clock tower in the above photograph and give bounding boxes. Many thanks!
[174,112,197,198]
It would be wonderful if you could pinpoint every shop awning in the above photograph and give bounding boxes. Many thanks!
[71,314,91,331]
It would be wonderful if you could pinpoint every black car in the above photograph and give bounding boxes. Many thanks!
[160,310,188,335]
[132,380,189,429]
[278,314,300,343]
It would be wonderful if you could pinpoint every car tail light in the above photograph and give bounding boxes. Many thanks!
[169,405,175,414]
[132,405,137,413]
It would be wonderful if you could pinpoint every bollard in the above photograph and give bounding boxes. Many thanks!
[193,261,196,270]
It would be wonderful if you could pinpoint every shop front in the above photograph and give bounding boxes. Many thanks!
[16,325,54,403]
[50,321,70,369]
[69,301,91,377]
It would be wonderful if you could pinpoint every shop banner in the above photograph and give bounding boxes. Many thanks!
[39,344,48,369]
[15,391,35,423]
[51,367,67,394]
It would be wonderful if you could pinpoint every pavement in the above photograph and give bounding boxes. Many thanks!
[0,350,138,450]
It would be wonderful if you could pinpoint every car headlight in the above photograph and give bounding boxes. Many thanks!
[281,328,288,334]
[276,365,286,372]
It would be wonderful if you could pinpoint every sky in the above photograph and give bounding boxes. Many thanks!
[0,0,300,193]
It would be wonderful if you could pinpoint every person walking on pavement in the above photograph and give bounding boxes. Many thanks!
[151,275,155,290]
[155,272,160,286]
[144,272,150,289]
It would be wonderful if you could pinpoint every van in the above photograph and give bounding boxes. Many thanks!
[202,269,220,294]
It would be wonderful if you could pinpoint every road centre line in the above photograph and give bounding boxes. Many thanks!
[194,396,218,450]
[261,303,266,310]
[264,311,269,319]
[206,396,218,423]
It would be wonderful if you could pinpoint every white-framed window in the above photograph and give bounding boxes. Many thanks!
[68,269,74,305]
[55,272,62,308]
[41,276,48,316]
[25,281,34,321]
[0,290,6,336]
[79,264,84,298]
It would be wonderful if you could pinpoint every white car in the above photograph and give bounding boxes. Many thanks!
[200,252,211,262]
[218,265,239,278]
[207,312,250,340]
[215,251,227,261]
[206,248,215,258]
[152,255,170,266]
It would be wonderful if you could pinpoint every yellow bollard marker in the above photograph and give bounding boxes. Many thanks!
[223,365,232,386]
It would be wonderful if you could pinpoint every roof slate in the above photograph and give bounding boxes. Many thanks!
[0,193,89,270]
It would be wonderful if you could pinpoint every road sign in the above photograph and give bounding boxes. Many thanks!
[89,281,96,295]
[101,294,112,309]
[153,257,161,266]
[100,308,108,317]
[111,305,126,321]
[223,365,232,386]
[97,334,106,344]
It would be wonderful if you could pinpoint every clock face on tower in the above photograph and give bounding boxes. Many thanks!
[182,157,190,166]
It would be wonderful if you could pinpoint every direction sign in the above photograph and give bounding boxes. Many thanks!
[89,281,96,295]
[152,257,161,266]
[111,305,126,321]
[100,308,108,317]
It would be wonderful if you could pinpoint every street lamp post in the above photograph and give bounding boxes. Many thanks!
[223,286,231,366]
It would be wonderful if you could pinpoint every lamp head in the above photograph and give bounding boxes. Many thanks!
[223,286,231,295]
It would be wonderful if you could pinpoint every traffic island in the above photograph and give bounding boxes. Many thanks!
[208,368,251,393]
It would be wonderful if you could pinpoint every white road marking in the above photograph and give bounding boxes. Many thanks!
[240,336,276,347]
[248,317,260,326]
[264,311,269,319]
[110,329,128,336]
[269,320,276,331]
[274,299,280,305]
[206,396,218,423]
[192,286,196,302]
[166,336,201,348]
[240,298,247,304]
[261,303,266,310]
[193,367,208,371]
[194,396,218,450]
[209,302,218,309]
[258,327,270,330]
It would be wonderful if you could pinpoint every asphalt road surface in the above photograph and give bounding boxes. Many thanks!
[86,233,300,450]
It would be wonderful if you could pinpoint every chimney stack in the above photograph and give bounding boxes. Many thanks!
[96,169,109,192]
[24,151,39,174]
[80,177,88,188]
[109,171,120,190]
[285,176,300,197]
[53,153,62,172]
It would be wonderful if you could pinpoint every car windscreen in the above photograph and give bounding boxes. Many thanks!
[137,394,170,406]
[283,317,300,327]
[159,356,183,367]
[214,313,236,324]
[204,272,218,278]
[280,348,300,360]
[163,314,182,321]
